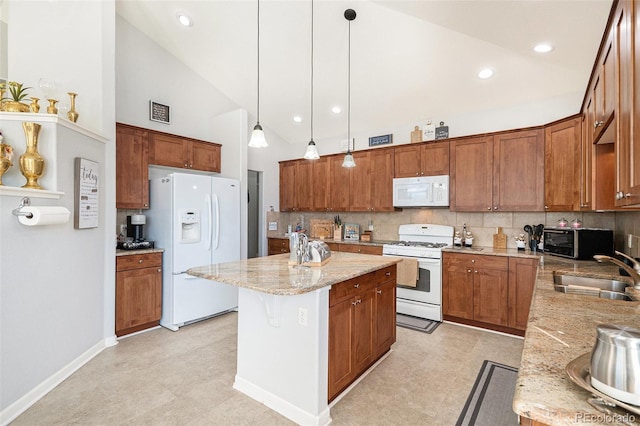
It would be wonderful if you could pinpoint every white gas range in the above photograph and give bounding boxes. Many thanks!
[382,224,454,322]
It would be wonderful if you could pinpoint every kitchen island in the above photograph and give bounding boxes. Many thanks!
[187,252,400,426]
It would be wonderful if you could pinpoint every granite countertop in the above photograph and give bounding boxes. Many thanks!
[512,254,640,425]
[186,252,400,296]
[115,248,164,256]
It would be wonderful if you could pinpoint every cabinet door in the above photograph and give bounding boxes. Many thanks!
[311,157,331,211]
[394,144,422,177]
[423,141,450,176]
[493,130,544,211]
[450,136,493,211]
[369,149,395,212]
[544,117,581,211]
[115,266,162,336]
[349,152,371,211]
[328,297,354,401]
[442,255,474,319]
[473,268,509,326]
[508,257,538,330]
[374,280,396,358]
[267,238,289,255]
[190,140,221,172]
[148,133,189,168]
[353,289,375,374]
[329,155,350,211]
[279,161,297,212]
[296,160,313,211]
[581,105,594,210]
[116,124,149,209]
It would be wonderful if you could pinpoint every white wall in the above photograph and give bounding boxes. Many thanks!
[0,0,115,419]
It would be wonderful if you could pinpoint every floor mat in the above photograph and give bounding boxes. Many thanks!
[456,360,519,426]
[396,313,441,334]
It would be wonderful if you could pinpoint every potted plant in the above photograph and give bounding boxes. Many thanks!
[0,81,31,112]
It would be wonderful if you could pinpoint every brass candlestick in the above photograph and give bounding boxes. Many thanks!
[46,99,58,114]
[67,92,78,122]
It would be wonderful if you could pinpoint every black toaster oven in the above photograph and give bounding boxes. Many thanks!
[543,227,614,260]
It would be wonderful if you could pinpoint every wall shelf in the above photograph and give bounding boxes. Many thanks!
[0,186,64,199]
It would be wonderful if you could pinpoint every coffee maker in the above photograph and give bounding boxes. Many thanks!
[127,214,146,242]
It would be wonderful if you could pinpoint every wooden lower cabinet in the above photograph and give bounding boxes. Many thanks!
[328,265,396,401]
[337,243,383,255]
[115,253,163,337]
[267,237,290,255]
[443,252,535,335]
[266,238,383,256]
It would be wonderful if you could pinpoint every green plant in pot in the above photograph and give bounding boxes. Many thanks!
[0,81,32,113]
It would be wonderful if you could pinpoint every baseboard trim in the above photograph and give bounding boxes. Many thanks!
[0,338,109,426]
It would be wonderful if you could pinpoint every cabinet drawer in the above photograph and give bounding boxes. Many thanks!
[443,252,508,270]
[116,253,163,271]
[373,265,396,284]
[339,244,383,255]
[330,274,377,306]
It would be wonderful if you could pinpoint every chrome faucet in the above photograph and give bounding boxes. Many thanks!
[594,255,640,288]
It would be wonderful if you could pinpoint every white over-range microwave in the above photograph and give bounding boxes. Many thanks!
[392,175,450,207]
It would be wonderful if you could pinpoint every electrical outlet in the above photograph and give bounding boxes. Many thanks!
[629,234,634,249]
[298,307,308,326]
[120,224,126,235]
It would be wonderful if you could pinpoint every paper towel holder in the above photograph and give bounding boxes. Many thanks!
[11,197,34,219]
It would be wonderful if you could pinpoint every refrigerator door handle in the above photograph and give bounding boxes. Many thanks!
[213,194,220,250]
[206,193,212,251]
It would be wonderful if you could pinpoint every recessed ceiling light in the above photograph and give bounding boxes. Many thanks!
[478,68,494,79]
[331,106,342,114]
[293,115,303,123]
[177,13,193,27]
[534,43,553,53]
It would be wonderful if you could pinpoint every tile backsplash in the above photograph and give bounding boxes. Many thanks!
[267,209,628,250]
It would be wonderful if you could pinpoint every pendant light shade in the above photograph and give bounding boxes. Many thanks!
[342,9,356,168]
[249,0,268,148]
[303,0,319,160]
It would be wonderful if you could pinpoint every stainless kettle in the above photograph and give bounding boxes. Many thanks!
[590,324,640,405]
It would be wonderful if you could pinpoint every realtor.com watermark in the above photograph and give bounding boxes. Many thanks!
[575,412,636,423]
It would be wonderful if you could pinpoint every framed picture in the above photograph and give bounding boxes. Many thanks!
[343,223,360,241]
[149,101,171,124]
[74,157,99,229]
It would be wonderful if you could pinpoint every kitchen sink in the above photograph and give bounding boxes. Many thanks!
[553,273,632,301]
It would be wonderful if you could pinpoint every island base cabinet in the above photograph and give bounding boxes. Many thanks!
[328,265,396,401]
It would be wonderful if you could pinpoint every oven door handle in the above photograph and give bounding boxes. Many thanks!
[417,258,442,266]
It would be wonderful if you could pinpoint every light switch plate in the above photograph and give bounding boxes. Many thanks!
[268,221,277,231]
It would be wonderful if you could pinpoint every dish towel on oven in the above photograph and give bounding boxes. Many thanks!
[395,257,418,287]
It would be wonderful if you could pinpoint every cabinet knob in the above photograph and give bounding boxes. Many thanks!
[625,193,632,198]
[487,206,491,210]
[544,205,549,209]
[474,270,478,273]
[138,259,143,263]
[416,172,419,176]
[594,121,604,128]
[493,206,498,210]
[189,164,193,168]
[385,271,391,276]
[144,203,149,207]
[467,269,472,273]
[471,259,475,263]
[157,268,161,272]
[377,289,382,294]
[354,283,360,288]
[184,163,188,167]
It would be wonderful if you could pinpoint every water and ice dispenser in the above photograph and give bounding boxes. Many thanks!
[179,210,201,243]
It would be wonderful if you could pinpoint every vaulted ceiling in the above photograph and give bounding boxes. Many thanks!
[116,0,612,145]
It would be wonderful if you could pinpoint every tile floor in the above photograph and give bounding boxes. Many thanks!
[12,313,523,425]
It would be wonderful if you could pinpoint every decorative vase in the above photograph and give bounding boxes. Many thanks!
[30,97,40,113]
[2,101,31,113]
[19,122,45,189]
[46,99,58,114]
[0,143,13,185]
[67,92,78,122]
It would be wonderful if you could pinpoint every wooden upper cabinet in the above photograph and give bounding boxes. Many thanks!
[592,32,615,144]
[329,155,350,211]
[617,0,640,206]
[450,136,494,211]
[116,123,149,209]
[311,157,331,211]
[349,148,395,212]
[296,160,313,211]
[279,161,297,212]
[545,117,582,211]
[149,132,221,172]
[394,141,449,177]
[492,130,544,211]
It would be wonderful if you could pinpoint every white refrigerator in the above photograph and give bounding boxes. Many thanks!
[146,172,241,331]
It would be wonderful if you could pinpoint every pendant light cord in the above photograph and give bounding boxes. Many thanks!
[347,18,351,152]
[310,0,314,141]
[257,0,261,124]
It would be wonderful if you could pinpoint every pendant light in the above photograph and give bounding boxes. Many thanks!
[342,9,356,168]
[249,0,268,148]
[303,0,320,160]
